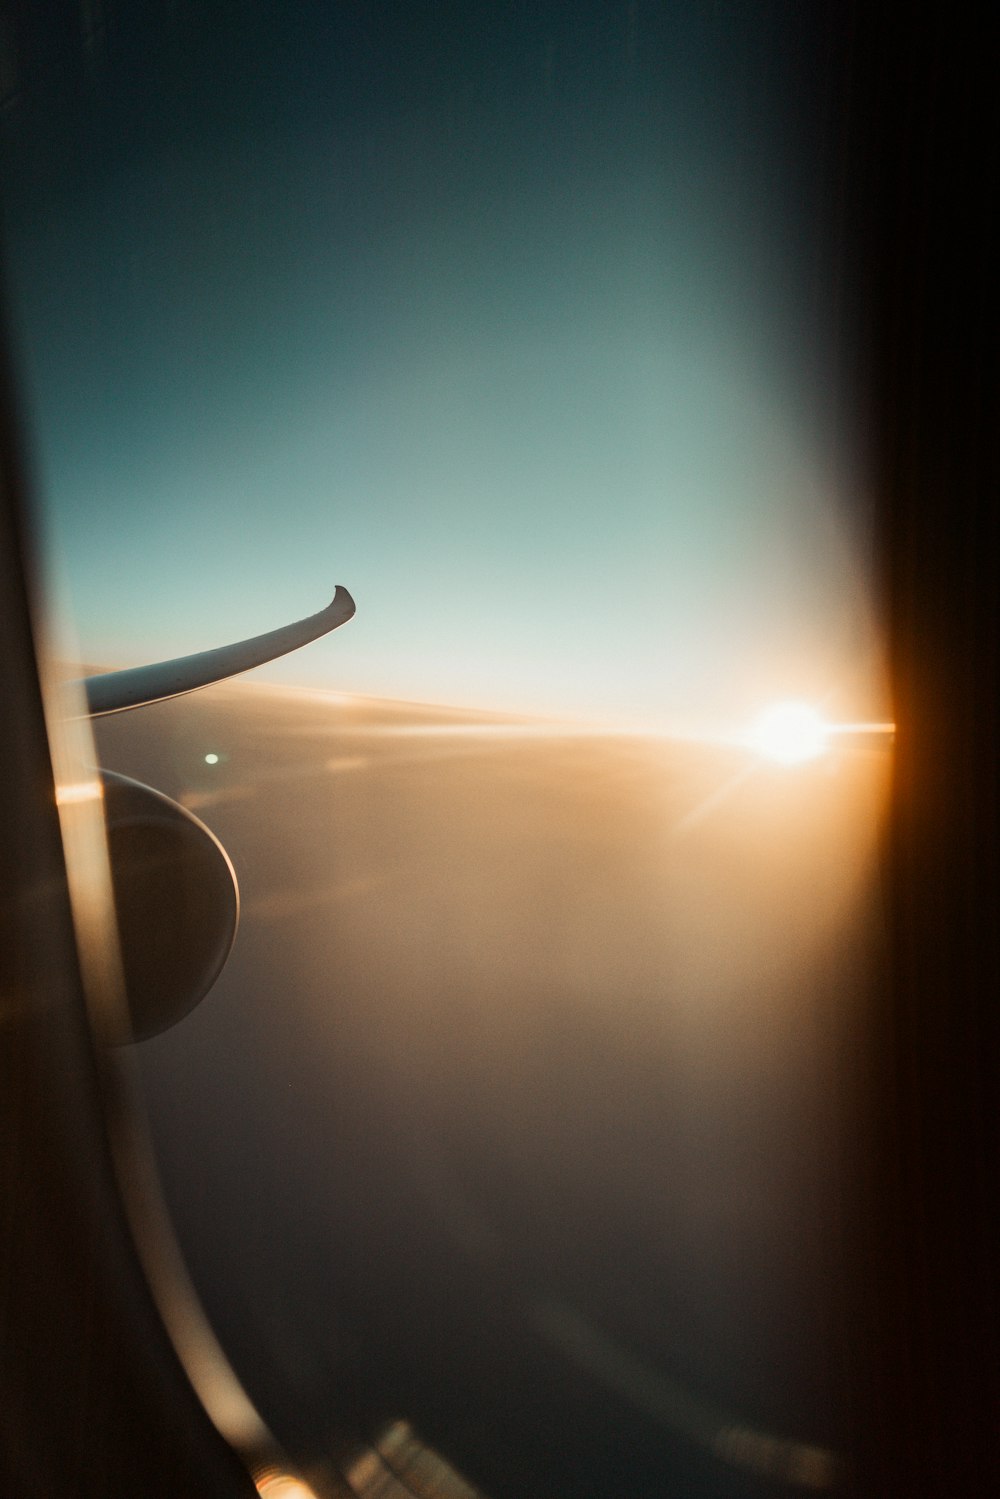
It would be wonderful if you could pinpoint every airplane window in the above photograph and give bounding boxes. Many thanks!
[2,4,892,1496]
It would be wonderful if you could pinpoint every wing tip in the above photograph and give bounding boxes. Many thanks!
[330,584,357,621]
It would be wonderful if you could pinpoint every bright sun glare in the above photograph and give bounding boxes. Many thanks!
[749,701,829,765]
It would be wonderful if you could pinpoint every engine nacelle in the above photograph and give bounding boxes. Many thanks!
[102,771,239,1041]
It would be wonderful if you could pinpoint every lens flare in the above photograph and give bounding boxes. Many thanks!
[256,1472,319,1498]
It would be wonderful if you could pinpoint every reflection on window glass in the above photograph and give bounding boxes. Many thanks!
[2,4,888,1496]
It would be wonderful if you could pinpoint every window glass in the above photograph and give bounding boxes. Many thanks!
[2,5,888,1495]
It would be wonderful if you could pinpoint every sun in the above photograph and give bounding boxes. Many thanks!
[749,701,829,765]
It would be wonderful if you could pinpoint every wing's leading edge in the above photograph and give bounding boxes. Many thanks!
[79,585,355,716]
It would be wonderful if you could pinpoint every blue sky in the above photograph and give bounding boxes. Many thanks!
[2,2,880,733]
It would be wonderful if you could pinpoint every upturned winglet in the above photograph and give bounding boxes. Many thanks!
[79,586,355,717]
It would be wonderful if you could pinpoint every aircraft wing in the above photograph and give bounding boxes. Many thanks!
[79,585,355,716]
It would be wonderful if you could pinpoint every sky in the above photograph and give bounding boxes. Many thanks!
[1,1,880,734]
